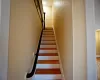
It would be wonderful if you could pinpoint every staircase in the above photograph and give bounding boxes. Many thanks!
[32,28,62,80]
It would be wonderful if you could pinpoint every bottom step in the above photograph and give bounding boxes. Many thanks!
[32,74,62,80]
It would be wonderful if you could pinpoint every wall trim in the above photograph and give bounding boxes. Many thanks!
[85,0,97,80]
[52,26,65,80]
[0,0,10,80]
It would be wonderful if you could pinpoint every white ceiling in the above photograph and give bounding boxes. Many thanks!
[42,0,54,7]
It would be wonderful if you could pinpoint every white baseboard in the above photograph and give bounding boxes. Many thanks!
[53,27,65,80]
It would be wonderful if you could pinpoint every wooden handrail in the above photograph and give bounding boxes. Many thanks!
[26,0,45,78]
[26,29,43,78]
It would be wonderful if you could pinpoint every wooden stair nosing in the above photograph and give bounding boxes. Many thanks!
[43,34,54,35]
[41,43,56,45]
[43,31,53,32]
[42,36,55,37]
[35,69,61,74]
[44,29,53,30]
[42,34,54,36]
[40,48,57,50]
[38,60,59,64]
[43,33,54,34]
[41,40,56,43]
[42,36,55,38]
[39,53,58,56]
[41,40,55,41]
[42,39,55,41]
[43,32,54,34]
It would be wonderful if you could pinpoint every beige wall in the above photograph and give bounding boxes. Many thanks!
[8,0,42,80]
[72,0,87,80]
[53,0,73,80]
[43,6,53,27]
[96,31,100,55]
[53,0,87,80]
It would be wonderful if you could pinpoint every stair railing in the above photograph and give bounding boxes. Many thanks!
[34,0,45,29]
[43,12,46,29]
[26,0,45,78]
[26,29,43,78]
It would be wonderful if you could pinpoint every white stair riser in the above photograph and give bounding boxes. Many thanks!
[40,45,56,48]
[42,37,55,40]
[43,34,54,36]
[39,50,57,53]
[43,33,54,34]
[42,39,55,41]
[38,56,59,60]
[42,35,54,37]
[43,34,54,35]
[41,41,56,44]
[43,31,54,33]
[32,74,62,80]
[43,30,53,32]
[42,37,54,39]
[36,64,60,69]
[43,29,53,30]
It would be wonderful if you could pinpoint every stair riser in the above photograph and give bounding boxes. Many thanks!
[42,38,55,41]
[41,43,56,45]
[36,64,60,69]
[41,41,55,44]
[42,35,54,37]
[40,45,56,48]
[43,34,54,36]
[42,37,55,40]
[39,50,57,53]
[43,33,54,35]
[42,36,55,39]
[43,29,53,31]
[32,75,62,80]
[38,56,59,60]
[43,34,54,35]
[43,31,54,33]
[43,31,54,32]
[43,31,53,33]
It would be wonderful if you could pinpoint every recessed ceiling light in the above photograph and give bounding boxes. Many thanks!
[53,1,70,6]
[53,1,61,6]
